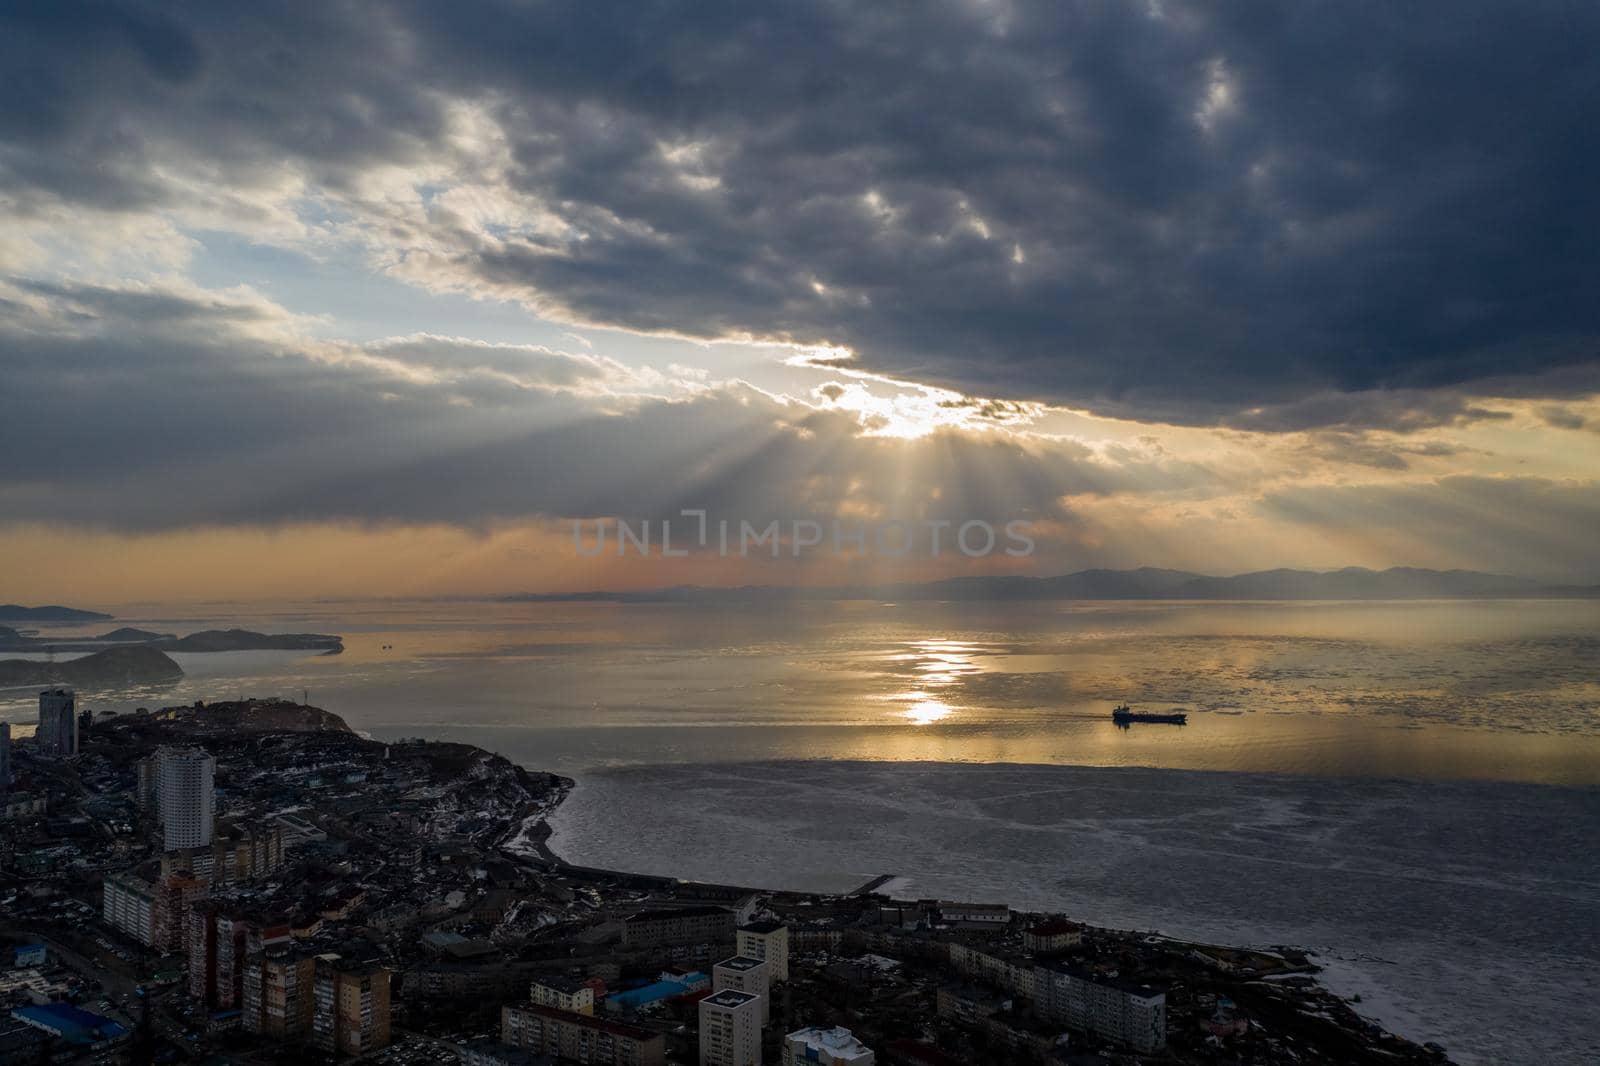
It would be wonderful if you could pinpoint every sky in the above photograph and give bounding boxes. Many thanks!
[3,0,1600,602]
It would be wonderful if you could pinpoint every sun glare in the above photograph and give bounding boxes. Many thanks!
[902,697,956,724]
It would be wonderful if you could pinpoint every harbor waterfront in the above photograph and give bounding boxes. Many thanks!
[2,697,1459,1065]
[547,759,1600,1066]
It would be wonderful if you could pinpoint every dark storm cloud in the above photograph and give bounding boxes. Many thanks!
[4,1,1599,425]
[0,280,1210,531]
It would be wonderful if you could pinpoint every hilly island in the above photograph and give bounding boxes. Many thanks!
[0,645,183,687]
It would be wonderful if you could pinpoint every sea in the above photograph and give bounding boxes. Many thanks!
[4,598,1598,1064]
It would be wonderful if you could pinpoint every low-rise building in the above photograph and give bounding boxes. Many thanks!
[935,901,1010,926]
[1021,918,1082,954]
[530,974,594,1015]
[604,970,708,1013]
[10,1003,127,1047]
[781,1026,874,1066]
[0,967,72,1005]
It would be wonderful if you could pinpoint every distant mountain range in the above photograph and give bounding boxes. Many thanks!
[0,604,112,623]
[0,624,343,655]
[503,566,1600,603]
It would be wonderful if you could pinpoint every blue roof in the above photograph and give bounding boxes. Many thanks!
[607,972,707,1007]
[12,1003,128,1042]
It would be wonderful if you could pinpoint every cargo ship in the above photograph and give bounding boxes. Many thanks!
[1111,703,1187,725]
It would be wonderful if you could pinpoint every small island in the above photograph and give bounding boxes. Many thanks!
[150,628,343,654]
[0,644,183,686]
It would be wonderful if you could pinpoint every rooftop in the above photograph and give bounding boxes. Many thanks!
[715,955,766,972]
[532,974,590,994]
[1046,962,1166,1001]
[11,1002,128,1043]
[625,905,731,922]
[787,1026,872,1053]
[703,989,759,1009]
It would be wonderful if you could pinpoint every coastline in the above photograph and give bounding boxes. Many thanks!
[511,770,1340,977]
[12,695,1478,1063]
[526,757,1600,1065]
[517,771,1455,1056]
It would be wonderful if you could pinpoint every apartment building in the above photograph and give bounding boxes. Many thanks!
[699,989,761,1066]
[313,948,392,1056]
[712,956,771,1025]
[151,871,208,951]
[187,905,292,1009]
[502,1003,665,1066]
[157,747,215,850]
[734,921,789,982]
[242,949,317,1039]
[1035,964,1165,1053]
[161,823,285,885]
[102,872,155,945]
[947,942,1036,998]
[621,906,736,950]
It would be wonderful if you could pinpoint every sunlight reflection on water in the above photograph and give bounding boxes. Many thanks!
[4,598,1599,784]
